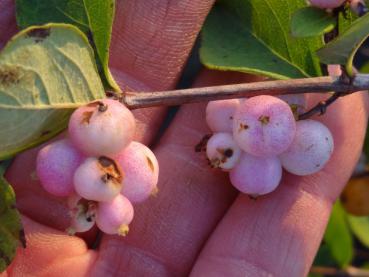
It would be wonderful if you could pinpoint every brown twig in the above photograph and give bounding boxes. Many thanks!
[310,265,369,277]
[122,74,369,109]
[298,91,343,120]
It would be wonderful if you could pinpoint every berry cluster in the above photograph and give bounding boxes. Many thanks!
[36,99,159,235]
[205,95,334,197]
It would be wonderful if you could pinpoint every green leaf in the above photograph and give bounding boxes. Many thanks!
[200,0,323,80]
[347,215,369,248]
[317,12,369,76]
[0,161,24,273]
[15,0,119,92]
[0,24,105,159]
[324,201,353,268]
[82,0,117,92]
[291,7,336,38]
[338,8,358,34]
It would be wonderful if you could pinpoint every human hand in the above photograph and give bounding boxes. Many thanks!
[1,0,368,276]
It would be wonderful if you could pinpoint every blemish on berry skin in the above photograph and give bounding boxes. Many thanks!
[86,100,109,112]
[81,111,93,124]
[98,102,108,112]
[146,156,154,172]
[215,148,234,164]
[98,156,123,183]
[209,158,221,168]
[238,123,249,132]
[306,144,314,151]
[224,148,233,158]
[259,115,270,125]
[86,101,101,108]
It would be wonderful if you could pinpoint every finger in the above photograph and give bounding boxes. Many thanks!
[110,0,215,142]
[90,70,263,276]
[190,92,369,276]
[4,216,96,277]
[6,0,213,231]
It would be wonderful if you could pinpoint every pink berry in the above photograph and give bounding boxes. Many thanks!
[67,198,97,235]
[309,0,346,9]
[115,142,159,203]
[74,157,123,202]
[280,120,334,176]
[96,194,134,236]
[206,99,240,132]
[36,139,84,197]
[229,153,282,196]
[233,95,296,157]
[68,99,136,156]
[206,132,241,170]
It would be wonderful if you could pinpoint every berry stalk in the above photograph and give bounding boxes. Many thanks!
[122,74,369,109]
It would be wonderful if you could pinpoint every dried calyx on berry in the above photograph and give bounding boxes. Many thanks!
[67,196,97,235]
[68,99,136,156]
[74,156,123,202]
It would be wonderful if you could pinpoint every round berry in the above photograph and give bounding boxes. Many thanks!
[36,139,84,197]
[233,95,296,157]
[280,119,334,176]
[68,99,136,156]
[74,156,123,202]
[67,198,97,235]
[96,194,134,236]
[116,142,159,203]
[206,132,241,170]
[206,99,240,132]
[229,153,282,196]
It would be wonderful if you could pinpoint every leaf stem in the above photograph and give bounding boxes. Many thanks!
[123,74,369,109]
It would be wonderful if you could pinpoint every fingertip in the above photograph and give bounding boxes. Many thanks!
[6,215,98,277]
